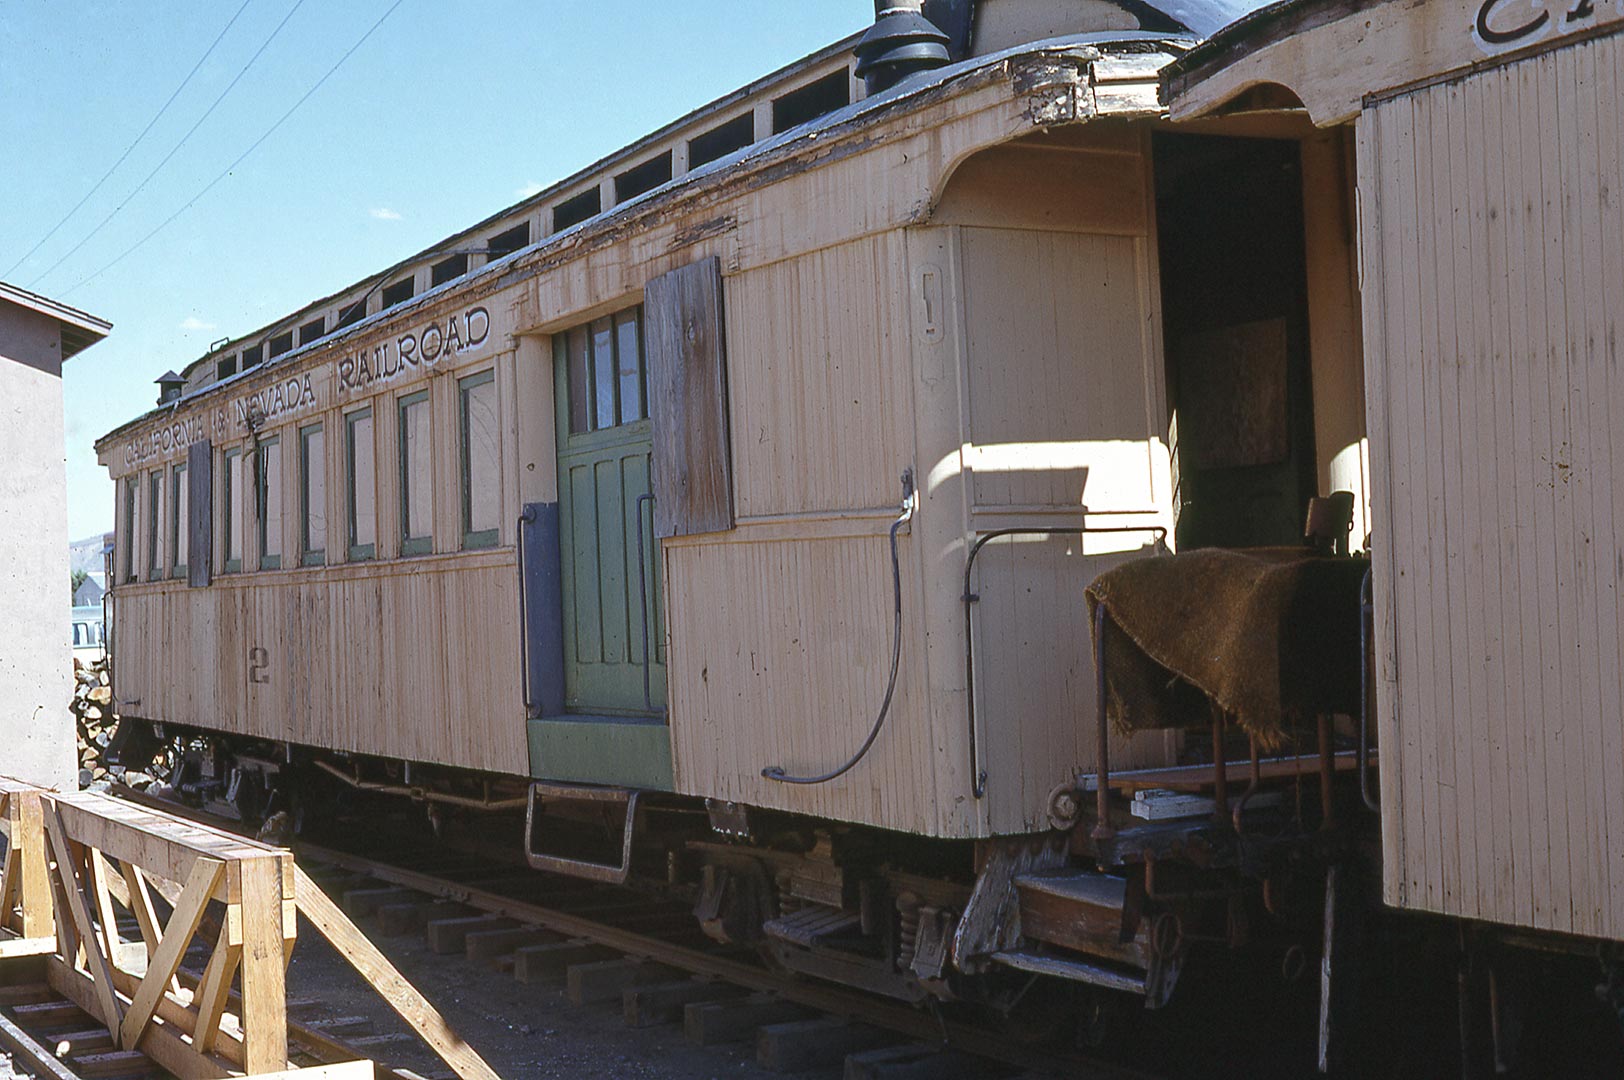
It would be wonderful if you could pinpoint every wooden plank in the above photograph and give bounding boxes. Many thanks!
[47,956,234,1080]
[645,254,734,538]
[42,802,124,1040]
[293,865,500,1080]
[120,855,224,1051]
[193,920,242,1055]
[756,1016,893,1073]
[0,1002,89,1080]
[236,856,289,1074]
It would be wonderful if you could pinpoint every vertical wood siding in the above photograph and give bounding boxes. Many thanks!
[1360,33,1624,937]
[113,553,525,775]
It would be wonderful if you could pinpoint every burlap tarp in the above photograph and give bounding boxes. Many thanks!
[1084,548,1369,749]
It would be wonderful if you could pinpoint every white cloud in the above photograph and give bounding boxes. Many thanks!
[515,180,545,199]
[179,315,214,332]
[369,207,402,221]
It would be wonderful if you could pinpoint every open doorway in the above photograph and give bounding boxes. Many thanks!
[1154,132,1317,550]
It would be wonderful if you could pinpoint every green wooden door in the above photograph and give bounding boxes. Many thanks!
[554,310,666,716]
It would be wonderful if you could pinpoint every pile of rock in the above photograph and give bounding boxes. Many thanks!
[72,658,162,792]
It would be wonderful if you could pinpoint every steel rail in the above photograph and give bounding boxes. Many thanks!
[295,840,1157,1080]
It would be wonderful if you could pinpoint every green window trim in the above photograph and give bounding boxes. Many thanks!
[222,449,242,573]
[258,436,281,571]
[299,423,326,567]
[345,407,375,562]
[398,390,432,556]
[458,369,499,551]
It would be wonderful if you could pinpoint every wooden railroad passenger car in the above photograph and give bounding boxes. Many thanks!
[95,0,1624,1067]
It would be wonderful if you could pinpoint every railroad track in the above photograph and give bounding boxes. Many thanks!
[103,784,1155,1080]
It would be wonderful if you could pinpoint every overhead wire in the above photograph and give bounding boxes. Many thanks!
[29,0,309,289]
[60,0,410,299]
[3,0,256,280]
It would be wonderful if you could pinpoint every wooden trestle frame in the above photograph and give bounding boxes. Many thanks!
[0,777,376,1079]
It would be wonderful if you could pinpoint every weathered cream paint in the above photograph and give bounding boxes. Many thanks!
[0,304,77,789]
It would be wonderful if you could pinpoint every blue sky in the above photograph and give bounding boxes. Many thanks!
[2,1,869,540]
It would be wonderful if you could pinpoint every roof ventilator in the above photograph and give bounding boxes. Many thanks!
[855,0,952,95]
[156,370,185,404]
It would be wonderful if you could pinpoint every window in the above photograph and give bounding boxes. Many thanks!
[336,299,367,328]
[459,371,499,549]
[689,113,754,168]
[146,471,162,580]
[560,307,645,435]
[431,254,468,287]
[772,69,850,134]
[615,152,672,204]
[345,408,376,561]
[268,330,294,358]
[487,222,529,260]
[381,277,414,308]
[553,189,600,232]
[120,477,137,582]
[258,437,282,570]
[216,353,238,381]
[299,317,325,346]
[170,462,188,578]
[223,449,243,572]
[300,424,326,566]
[242,343,264,369]
[398,391,432,555]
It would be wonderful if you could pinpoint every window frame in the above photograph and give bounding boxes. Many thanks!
[222,448,242,573]
[120,476,137,582]
[562,305,646,435]
[458,369,500,550]
[299,423,326,567]
[345,407,376,562]
[257,436,282,571]
[146,471,162,580]
[169,461,188,579]
[397,390,433,556]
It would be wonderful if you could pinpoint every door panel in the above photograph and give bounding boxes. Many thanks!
[554,317,666,716]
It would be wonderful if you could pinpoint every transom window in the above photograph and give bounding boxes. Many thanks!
[561,307,645,435]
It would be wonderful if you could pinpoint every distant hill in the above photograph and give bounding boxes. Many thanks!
[70,532,112,574]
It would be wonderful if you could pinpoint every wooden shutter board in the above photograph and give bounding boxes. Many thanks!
[188,439,212,587]
[645,256,734,538]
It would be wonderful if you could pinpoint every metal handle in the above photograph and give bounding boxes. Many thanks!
[634,493,665,715]
[517,507,540,719]
[962,522,1169,800]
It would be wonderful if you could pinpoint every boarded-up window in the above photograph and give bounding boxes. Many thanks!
[644,256,733,537]
[224,449,243,571]
[146,471,163,579]
[170,463,188,578]
[459,370,500,549]
[399,391,432,555]
[346,408,376,560]
[258,436,282,570]
[300,424,326,565]
[188,439,211,587]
